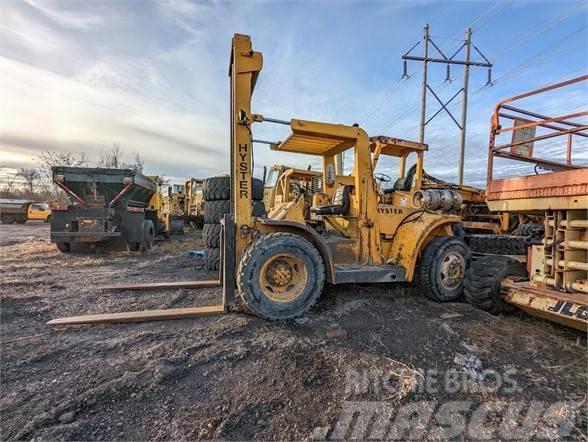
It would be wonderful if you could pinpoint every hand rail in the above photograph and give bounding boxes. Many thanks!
[487,75,588,184]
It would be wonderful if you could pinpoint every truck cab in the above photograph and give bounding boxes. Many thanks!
[27,203,52,222]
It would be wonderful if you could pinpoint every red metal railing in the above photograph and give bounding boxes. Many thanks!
[487,75,588,185]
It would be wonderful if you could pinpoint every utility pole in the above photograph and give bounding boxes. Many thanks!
[402,25,492,184]
[419,24,430,144]
[458,28,472,185]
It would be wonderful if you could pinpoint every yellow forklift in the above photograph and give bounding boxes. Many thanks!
[49,34,469,325]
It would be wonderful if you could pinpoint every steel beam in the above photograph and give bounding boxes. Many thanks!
[47,305,226,325]
[98,280,221,291]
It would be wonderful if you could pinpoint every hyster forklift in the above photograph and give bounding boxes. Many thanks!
[465,76,588,331]
[49,34,469,325]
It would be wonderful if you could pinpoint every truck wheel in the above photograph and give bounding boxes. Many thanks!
[417,236,470,302]
[464,256,527,314]
[237,233,325,320]
[203,200,230,224]
[140,220,155,251]
[56,242,71,253]
[15,218,26,224]
[1,215,14,224]
[203,176,230,201]
[205,247,220,271]
[203,224,221,248]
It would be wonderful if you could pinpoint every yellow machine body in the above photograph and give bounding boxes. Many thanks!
[230,34,461,284]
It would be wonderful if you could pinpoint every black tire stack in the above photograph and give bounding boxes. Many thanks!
[202,176,265,271]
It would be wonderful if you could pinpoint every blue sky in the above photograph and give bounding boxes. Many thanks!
[0,0,586,186]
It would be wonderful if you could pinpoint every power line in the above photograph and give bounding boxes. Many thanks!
[436,2,584,89]
[384,8,586,135]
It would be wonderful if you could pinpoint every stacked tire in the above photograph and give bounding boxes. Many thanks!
[202,176,265,271]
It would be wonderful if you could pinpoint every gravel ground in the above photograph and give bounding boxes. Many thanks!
[1,224,586,440]
[0,222,50,246]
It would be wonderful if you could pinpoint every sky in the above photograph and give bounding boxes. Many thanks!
[0,0,586,186]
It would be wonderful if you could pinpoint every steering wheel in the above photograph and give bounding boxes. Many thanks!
[290,182,306,199]
[374,172,392,183]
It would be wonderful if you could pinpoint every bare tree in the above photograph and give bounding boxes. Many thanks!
[97,143,123,168]
[1,169,19,195]
[35,151,89,195]
[133,153,144,172]
[18,168,40,194]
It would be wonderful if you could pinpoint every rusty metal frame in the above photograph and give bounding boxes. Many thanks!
[487,75,588,185]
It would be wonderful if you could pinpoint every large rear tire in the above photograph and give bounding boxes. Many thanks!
[203,176,230,201]
[204,247,220,271]
[203,224,222,248]
[1,215,15,224]
[417,236,471,302]
[203,176,264,201]
[464,255,527,314]
[237,233,324,320]
[203,200,230,224]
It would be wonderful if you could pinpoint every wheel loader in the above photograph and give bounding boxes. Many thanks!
[464,75,588,331]
[49,34,470,325]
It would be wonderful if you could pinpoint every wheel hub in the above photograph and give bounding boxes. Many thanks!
[440,253,465,289]
[266,259,293,287]
[259,253,308,303]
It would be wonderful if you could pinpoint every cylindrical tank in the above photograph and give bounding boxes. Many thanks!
[412,189,463,212]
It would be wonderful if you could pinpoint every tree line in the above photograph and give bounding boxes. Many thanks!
[1,144,144,201]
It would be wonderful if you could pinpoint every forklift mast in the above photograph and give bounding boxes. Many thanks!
[229,34,263,257]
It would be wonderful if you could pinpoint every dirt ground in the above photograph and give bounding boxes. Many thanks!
[1,223,586,440]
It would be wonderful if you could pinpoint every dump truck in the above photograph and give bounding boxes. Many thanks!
[0,199,52,224]
[464,75,588,331]
[49,34,471,326]
[50,166,162,253]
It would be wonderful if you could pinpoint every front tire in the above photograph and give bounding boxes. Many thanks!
[464,255,527,314]
[237,233,324,320]
[417,236,470,302]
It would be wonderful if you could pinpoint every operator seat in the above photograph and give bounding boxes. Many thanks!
[383,164,417,194]
[310,185,351,216]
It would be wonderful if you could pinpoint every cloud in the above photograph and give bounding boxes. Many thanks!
[0,56,227,178]
[23,0,105,30]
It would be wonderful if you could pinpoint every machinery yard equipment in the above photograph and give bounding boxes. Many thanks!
[0,199,52,224]
[465,76,588,331]
[162,184,186,235]
[184,178,205,227]
[263,165,322,220]
[50,166,163,252]
[49,34,470,326]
